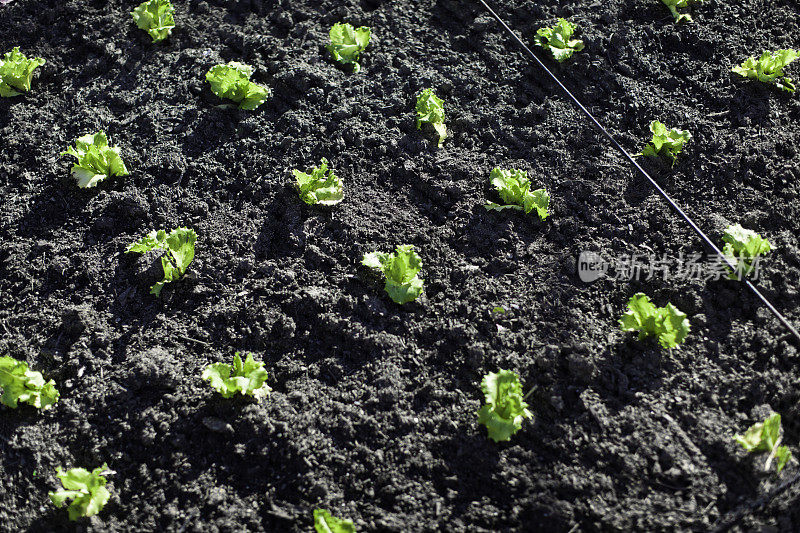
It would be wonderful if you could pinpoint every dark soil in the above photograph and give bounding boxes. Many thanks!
[2,0,800,531]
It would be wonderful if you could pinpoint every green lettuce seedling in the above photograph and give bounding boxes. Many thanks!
[732,50,799,93]
[619,293,690,349]
[661,0,704,23]
[131,0,175,43]
[293,158,343,206]
[639,121,691,166]
[734,413,792,473]
[722,224,772,280]
[202,352,271,400]
[206,62,270,110]
[485,167,550,220]
[126,227,197,297]
[0,47,45,97]
[49,464,112,521]
[477,369,532,442]
[362,245,424,305]
[314,509,356,533]
[327,22,370,73]
[534,19,584,62]
[0,356,59,410]
[416,88,447,147]
[61,131,129,188]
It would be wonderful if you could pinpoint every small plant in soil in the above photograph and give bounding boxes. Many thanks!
[125,227,197,297]
[722,223,772,280]
[0,47,45,97]
[619,293,690,350]
[49,464,113,521]
[477,369,533,442]
[362,245,425,305]
[732,49,799,93]
[734,413,792,474]
[206,62,270,110]
[202,352,271,400]
[327,22,370,73]
[61,131,129,188]
[415,88,447,147]
[314,509,356,533]
[0,356,59,410]
[638,121,691,166]
[661,0,704,23]
[484,167,550,220]
[293,158,344,206]
[131,0,175,43]
[534,19,584,62]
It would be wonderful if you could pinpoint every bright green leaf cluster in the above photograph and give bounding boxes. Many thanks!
[734,413,792,473]
[206,62,270,110]
[415,88,447,147]
[293,158,344,206]
[126,227,197,297]
[661,0,704,23]
[314,509,356,533]
[362,245,424,305]
[722,224,772,280]
[732,49,799,93]
[639,121,691,166]
[485,168,550,220]
[61,131,130,189]
[477,369,533,442]
[619,293,690,349]
[49,464,112,521]
[0,356,59,410]
[327,22,370,73]
[0,47,45,97]
[202,352,271,400]
[534,19,584,62]
[131,0,176,43]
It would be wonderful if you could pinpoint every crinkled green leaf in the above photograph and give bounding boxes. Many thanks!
[0,47,45,97]
[327,22,370,73]
[734,414,792,473]
[733,49,798,92]
[131,0,175,42]
[49,464,112,521]
[639,121,691,166]
[61,131,129,188]
[722,223,772,280]
[293,158,344,206]
[201,353,271,400]
[416,88,447,147]
[361,245,424,304]
[484,168,550,220]
[0,356,59,410]
[125,227,197,297]
[206,62,271,109]
[661,0,704,23]
[314,509,356,533]
[619,293,690,349]
[477,369,533,442]
[534,18,584,62]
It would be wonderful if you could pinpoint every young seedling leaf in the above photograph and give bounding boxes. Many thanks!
[313,509,356,533]
[416,88,447,147]
[49,464,112,521]
[534,18,584,62]
[619,293,690,349]
[734,413,792,473]
[202,352,271,400]
[661,0,704,23]
[639,121,691,166]
[0,356,59,410]
[206,62,271,110]
[125,227,197,297]
[61,131,130,188]
[732,49,799,93]
[0,47,45,97]
[131,0,175,43]
[477,369,533,442]
[722,223,772,280]
[293,158,344,206]
[327,22,370,73]
[485,167,550,220]
[362,245,424,305]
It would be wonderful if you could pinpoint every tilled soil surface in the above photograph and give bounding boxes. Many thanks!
[2,0,800,531]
